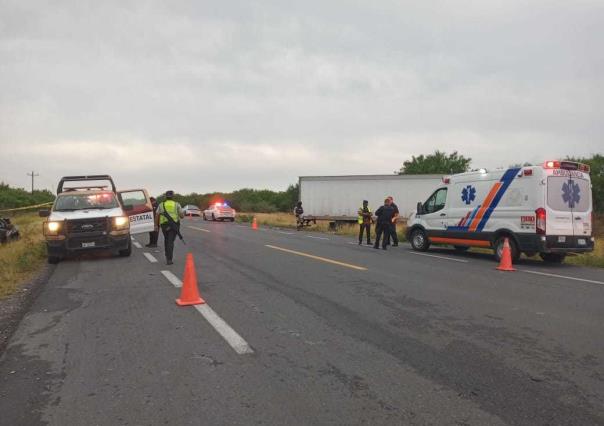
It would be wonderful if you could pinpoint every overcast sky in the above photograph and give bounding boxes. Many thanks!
[1,0,602,195]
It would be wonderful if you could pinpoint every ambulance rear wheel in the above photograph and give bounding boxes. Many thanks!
[410,229,430,251]
[494,236,520,262]
[539,253,566,264]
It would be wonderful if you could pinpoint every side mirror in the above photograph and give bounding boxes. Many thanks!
[39,209,50,217]
[416,202,423,215]
[123,204,134,212]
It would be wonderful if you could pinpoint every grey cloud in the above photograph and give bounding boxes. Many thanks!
[1,0,602,194]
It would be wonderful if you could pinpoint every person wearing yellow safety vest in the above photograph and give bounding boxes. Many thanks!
[156,190,185,265]
[357,200,373,245]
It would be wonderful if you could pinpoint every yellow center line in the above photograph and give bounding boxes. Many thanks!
[188,226,211,233]
[265,244,367,271]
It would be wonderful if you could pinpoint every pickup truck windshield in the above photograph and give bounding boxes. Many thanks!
[54,193,119,211]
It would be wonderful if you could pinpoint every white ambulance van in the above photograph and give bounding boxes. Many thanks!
[406,161,594,263]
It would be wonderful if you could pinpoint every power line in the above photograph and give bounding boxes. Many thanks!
[26,171,39,194]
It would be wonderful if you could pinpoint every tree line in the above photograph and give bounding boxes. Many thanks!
[159,184,300,213]
[0,182,55,210]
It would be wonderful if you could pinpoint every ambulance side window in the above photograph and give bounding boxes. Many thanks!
[424,188,448,214]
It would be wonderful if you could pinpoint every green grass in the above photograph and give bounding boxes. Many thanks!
[0,213,47,299]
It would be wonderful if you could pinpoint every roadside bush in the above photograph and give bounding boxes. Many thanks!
[0,183,55,210]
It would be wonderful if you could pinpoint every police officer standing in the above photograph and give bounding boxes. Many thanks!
[374,198,395,250]
[145,196,159,248]
[387,196,400,247]
[357,200,372,245]
[156,190,185,265]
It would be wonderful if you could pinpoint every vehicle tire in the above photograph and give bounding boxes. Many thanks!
[494,236,520,262]
[410,228,430,251]
[202,213,207,220]
[212,214,216,221]
[230,218,235,222]
[48,256,61,264]
[119,241,132,257]
[524,251,537,258]
[540,253,566,264]
[453,245,469,252]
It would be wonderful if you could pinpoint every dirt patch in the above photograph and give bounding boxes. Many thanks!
[0,264,55,355]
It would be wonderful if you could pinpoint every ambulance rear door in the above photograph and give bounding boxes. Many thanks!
[545,173,575,238]
[117,189,155,235]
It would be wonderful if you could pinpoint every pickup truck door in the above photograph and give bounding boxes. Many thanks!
[117,189,155,235]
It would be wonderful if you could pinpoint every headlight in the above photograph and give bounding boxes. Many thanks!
[113,216,129,229]
[44,221,62,236]
[47,222,60,232]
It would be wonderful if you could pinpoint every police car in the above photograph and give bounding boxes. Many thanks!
[182,204,202,217]
[406,161,594,263]
[39,176,154,263]
[203,202,236,222]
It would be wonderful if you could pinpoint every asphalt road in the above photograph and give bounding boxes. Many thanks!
[1,218,603,425]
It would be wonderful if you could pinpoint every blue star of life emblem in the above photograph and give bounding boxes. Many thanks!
[461,185,476,205]
[562,179,580,208]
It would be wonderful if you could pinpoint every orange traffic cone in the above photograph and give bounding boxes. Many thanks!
[252,217,258,230]
[176,253,206,306]
[496,238,516,271]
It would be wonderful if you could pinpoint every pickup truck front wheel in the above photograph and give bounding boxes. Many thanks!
[119,241,132,257]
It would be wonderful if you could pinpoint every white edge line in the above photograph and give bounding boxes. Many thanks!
[159,270,253,355]
[522,270,604,286]
[306,235,329,240]
[194,304,254,355]
[133,241,142,249]
[277,231,295,235]
[161,270,182,287]
[408,251,469,263]
[130,236,135,241]
[143,252,158,263]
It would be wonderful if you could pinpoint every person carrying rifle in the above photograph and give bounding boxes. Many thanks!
[157,190,185,265]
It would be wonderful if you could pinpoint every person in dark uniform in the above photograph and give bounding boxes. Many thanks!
[357,200,372,245]
[387,196,399,247]
[146,196,159,248]
[294,201,304,231]
[374,198,395,250]
[156,190,185,265]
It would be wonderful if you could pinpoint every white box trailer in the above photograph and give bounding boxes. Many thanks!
[299,174,443,223]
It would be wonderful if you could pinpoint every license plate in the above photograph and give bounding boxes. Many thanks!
[82,242,96,248]
[578,238,586,246]
[558,236,566,243]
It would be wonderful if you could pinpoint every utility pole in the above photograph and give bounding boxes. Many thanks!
[27,171,39,194]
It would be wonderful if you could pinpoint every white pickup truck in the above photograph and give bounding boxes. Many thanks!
[39,175,154,263]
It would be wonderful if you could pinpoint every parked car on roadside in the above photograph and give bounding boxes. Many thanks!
[182,205,202,217]
[0,217,20,244]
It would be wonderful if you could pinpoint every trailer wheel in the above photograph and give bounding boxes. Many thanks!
[410,228,430,251]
